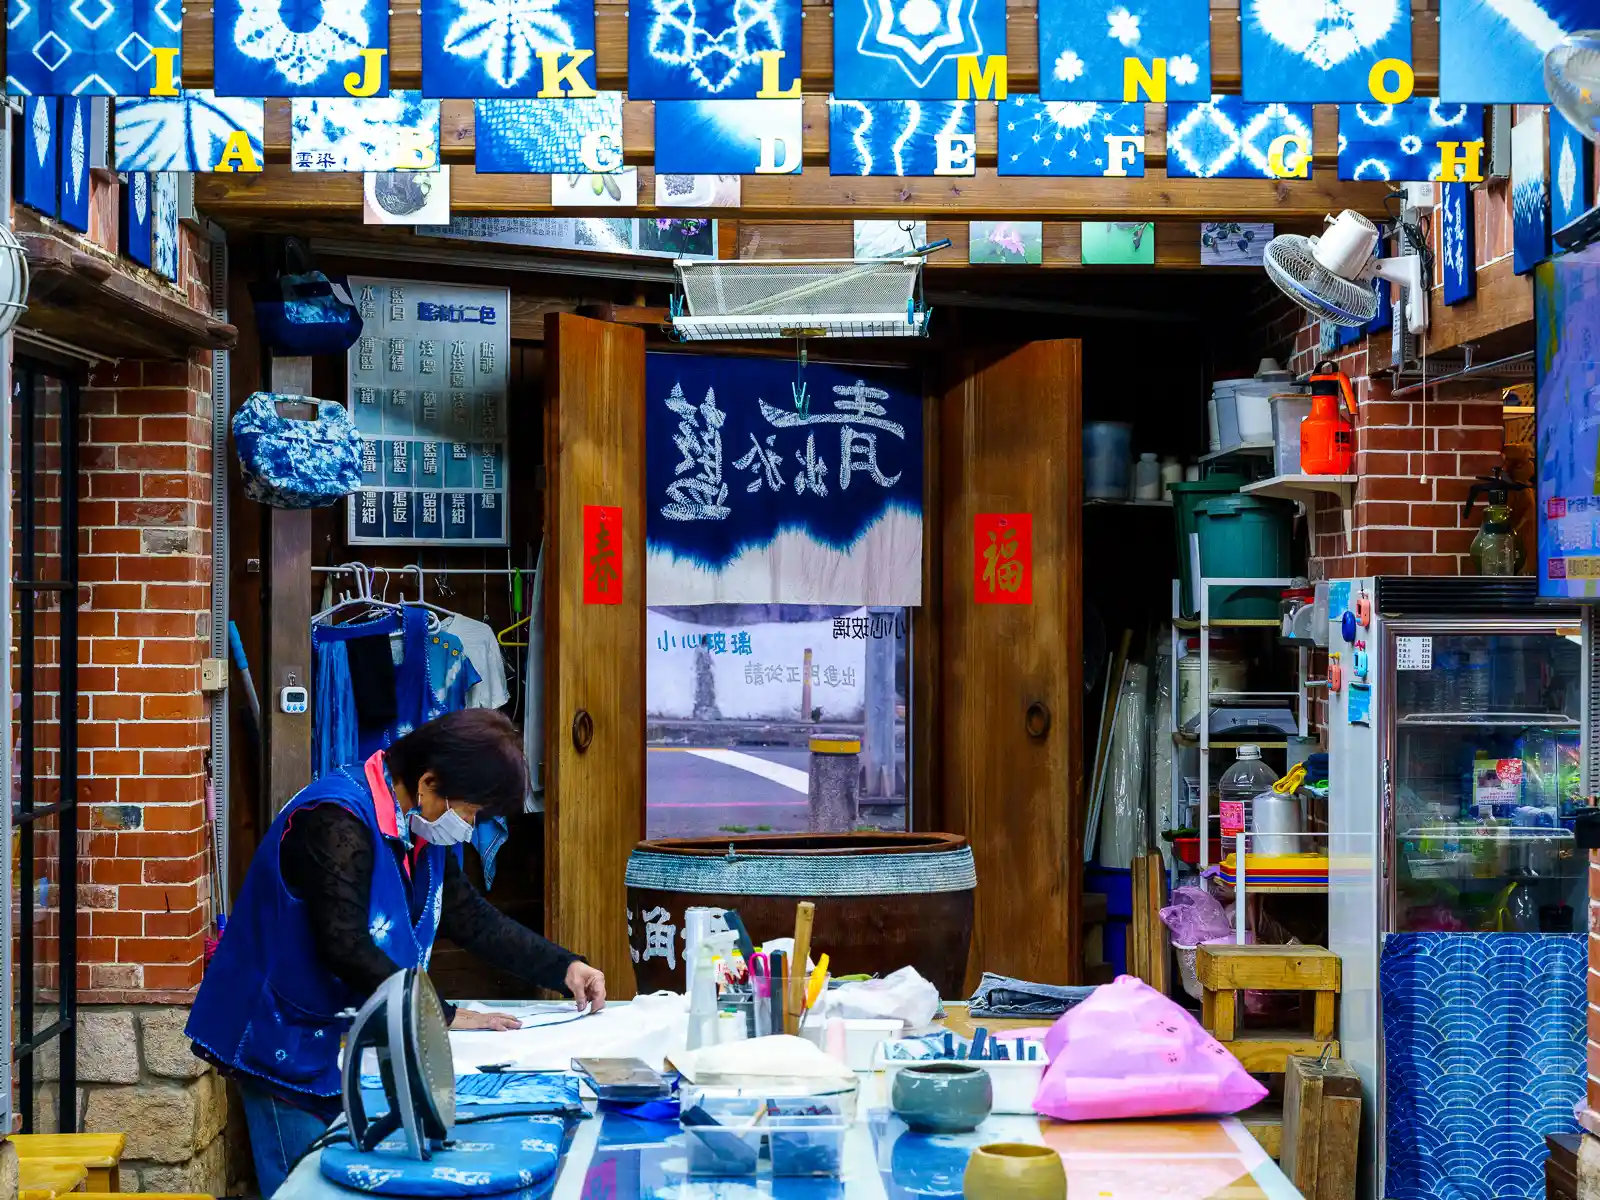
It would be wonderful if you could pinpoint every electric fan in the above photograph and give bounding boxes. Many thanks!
[341,967,456,1159]
[1546,32,1600,251]
[1263,211,1427,333]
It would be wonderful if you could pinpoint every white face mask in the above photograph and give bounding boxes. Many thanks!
[408,806,474,847]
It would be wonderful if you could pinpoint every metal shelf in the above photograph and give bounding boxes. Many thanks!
[1397,713,1581,728]
[1243,473,1358,505]
[1174,616,1282,630]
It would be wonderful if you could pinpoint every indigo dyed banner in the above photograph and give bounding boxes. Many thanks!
[646,353,923,606]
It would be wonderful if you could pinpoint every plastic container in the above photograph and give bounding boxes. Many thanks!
[1212,380,1246,448]
[1454,637,1491,713]
[1133,453,1162,500]
[767,1111,849,1176]
[875,1041,1049,1116]
[1213,380,1275,449]
[1194,494,1295,620]
[1177,642,1249,726]
[1161,457,1184,492]
[1084,422,1133,499]
[1218,746,1279,848]
[1207,398,1222,453]
[1168,475,1249,618]
[1174,943,1203,1000]
[681,1086,856,1177]
[1270,394,1313,476]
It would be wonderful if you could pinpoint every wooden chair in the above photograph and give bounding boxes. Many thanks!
[12,1133,128,1191]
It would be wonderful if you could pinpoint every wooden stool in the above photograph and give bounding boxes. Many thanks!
[18,1160,88,1200]
[13,1134,127,1192]
[1197,944,1341,1075]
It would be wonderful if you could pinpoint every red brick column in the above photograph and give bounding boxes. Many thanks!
[76,353,214,1003]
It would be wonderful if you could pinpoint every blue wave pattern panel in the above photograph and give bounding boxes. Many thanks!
[20,96,58,217]
[653,99,803,173]
[475,93,623,172]
[114,92,265,171]
[645,354,923,598]
[833,0,1006,99]
[57,94,89,232]
[421,0,596,97]
[213,0,388,96]
[1166,94,1313,179]
[1551,106,1595,241]
[629,0,800,99]
[1038,0,1209,102]
[291,92,441,170]
[1337,100,1484,181]
[1441,0,1600,103]
[6,0,181,96]
[998,96,1144,176]
[1440,181,1476,304]
[152,171,179,281]
[1513,108,1551,275]
[1240,0,1411,101]
[122,171,154,268]
[828,99,973,175]
[1380,932,1585,1200]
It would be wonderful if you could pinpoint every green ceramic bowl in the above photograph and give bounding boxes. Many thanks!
[891,1062,993,1134]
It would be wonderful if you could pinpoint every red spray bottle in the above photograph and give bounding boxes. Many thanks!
[1301,360,1358,475]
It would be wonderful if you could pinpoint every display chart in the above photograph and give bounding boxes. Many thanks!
[346,276,511,546]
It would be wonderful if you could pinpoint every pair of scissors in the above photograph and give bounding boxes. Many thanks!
[749,952,772,999]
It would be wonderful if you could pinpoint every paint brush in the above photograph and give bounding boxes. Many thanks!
[787,901,815,1035]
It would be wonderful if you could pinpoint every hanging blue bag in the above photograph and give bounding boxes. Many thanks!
[232,392,364,509]
[252,270,364,356]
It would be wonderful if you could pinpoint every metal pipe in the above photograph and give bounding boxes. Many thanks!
[1387,350,1534,397]
[0,93,16,1138]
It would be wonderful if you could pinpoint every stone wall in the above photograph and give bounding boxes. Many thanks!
[36,1005,247,1193]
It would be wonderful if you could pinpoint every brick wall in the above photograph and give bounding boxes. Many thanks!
[75,351,215,1003]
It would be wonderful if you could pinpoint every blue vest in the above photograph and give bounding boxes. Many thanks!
[187,763,446,1099]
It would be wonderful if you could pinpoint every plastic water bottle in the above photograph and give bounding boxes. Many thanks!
[1217,745,1280,852]
[1454,638,1491,714]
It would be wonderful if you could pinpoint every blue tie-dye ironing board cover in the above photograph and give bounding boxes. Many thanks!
[1380,932,1585,1200]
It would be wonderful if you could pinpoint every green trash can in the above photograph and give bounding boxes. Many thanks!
[1194,494,1294,621]
[1170,475,1248,618]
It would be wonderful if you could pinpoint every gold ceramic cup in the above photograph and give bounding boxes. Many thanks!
[962,1143,1066,1200]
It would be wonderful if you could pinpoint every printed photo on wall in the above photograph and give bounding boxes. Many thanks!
[1082,221,1154,265]
[1038,0,1210,102]
[1200,222,1272,266]
[1240,0,1411,101]
[1512,109,1551,275]
[997,97,1145,177]
[969,221,1044,265]
[363,166,451,224]
[639,217,717,257]
[828,100,975,176]
[854,221,925,259]
[552,168,639,207]
[1440,181,1476,304]
[655,174,743,207]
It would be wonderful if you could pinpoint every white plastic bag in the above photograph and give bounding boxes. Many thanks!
[821,966,940,1029]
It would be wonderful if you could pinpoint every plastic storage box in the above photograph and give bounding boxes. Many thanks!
[1270,394,1313,476]
[680,1085,855,1177]
[875,1040,1050,1115]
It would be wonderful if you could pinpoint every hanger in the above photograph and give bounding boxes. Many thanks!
[312,563,399,626]
[399,565,455,629]
[496,613,529,648]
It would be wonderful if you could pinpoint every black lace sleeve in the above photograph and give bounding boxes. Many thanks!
[280,804,408,999]
[438,853,580,993]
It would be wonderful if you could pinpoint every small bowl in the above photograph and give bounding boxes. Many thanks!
[891,1062,993,1135]
[962,1143,1066,1200]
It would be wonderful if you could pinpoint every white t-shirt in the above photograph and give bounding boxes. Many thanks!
[441,614,511,710]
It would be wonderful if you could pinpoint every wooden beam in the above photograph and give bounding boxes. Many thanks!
[198,164,1390,220]
[264,358,315,820]
[263,99,1347,171]
[179,0,1442,95]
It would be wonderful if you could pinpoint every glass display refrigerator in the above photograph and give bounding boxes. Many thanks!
[1327,576,1589,1199]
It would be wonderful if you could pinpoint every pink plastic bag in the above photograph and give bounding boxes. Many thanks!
[1033,975,1267,1121]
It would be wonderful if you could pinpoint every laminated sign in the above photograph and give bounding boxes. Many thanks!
[584,505,623,605]
[974,513,1031,605]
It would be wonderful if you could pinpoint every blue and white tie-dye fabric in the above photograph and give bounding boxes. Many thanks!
[1441,0,1600,103]
[232,392,365,510]
[475,94,624,172]
[827,99,974,176]
[422,0,597,97]
[653,100,804,174]
[114,92,265,172]
[628,0,801,98]
[997,96,1145,177]
[1037,0,1210,102]
[1166,94,1314,179]
[213,0,389,96]
[832,0,1006,99]
[291,92,441,171]
[1336,100,1484,182]
[151,172,179,282]
[321,1114,569,1195]
[5,0,181,96]
[1240,0,1411,102]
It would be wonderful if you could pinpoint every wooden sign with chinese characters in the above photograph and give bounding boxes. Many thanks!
[583,505,624,604]
[974,513,1032,604]
[346,276,511,545]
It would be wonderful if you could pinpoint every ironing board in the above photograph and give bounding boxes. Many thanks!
[276,1003,1303,1200]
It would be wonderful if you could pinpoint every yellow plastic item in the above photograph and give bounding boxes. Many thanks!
[1274,763,1308,795]
[1218,852,1329,873]
[19,1160,88,1200]
[13,1132,127,1192]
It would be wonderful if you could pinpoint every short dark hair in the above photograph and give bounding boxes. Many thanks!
[385,709,528,819]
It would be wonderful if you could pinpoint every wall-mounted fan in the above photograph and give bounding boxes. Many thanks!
[1263,210,1427,334]
[342,968,456,1159]
[1546,32,1600,251]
